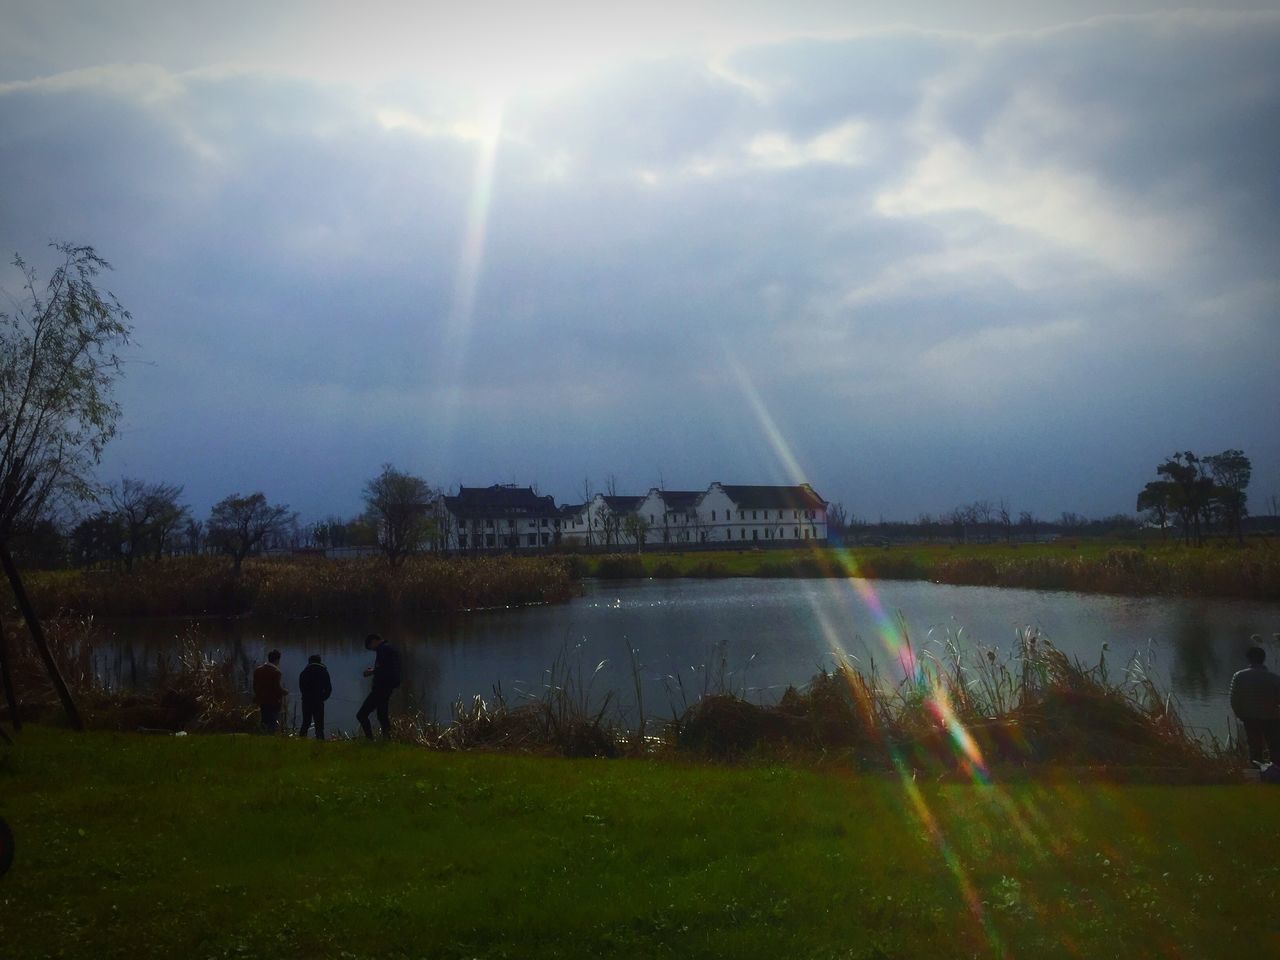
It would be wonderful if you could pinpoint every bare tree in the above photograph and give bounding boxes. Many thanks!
[1018,511,1038,543]
[363,463,435,567]
[109,478,186,568]
[0,243,134,731]
[997,499,1012,542]
[206,492,295,573]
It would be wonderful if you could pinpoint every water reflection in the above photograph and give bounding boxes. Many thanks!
[93,579,1280,737]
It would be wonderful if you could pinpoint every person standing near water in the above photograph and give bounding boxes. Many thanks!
[1229,641,1280,768]
[356,633,401,740]
[297,654,332,740]
[252,650,287,733]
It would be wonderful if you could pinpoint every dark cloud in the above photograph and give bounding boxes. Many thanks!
[1,10,1277,521]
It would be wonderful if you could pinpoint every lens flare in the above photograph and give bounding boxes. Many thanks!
[439,97,505,446]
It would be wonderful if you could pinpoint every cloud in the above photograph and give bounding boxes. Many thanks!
[0,8,1277,520]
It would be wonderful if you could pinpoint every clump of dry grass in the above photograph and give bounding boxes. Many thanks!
[12,554,578,619]
[670,618,1231,777]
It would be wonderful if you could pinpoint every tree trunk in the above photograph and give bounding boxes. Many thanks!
[0,609,20,732]
[0,544,83,731]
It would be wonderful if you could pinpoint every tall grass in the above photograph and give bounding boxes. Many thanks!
[671,620,1232,776]
[6,610,1236,776]
[10,554,578,619]
[612,542,1280,601]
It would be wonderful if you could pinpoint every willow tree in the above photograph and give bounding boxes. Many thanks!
[0,243,134,731]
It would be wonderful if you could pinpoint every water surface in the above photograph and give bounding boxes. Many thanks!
[96,577,1280,737]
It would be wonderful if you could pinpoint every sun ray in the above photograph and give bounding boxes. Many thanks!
[438,97,505,453]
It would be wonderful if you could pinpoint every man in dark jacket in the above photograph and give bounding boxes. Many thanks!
[297,654,333,740]
[356,633,401,740]
[1229,642,1280,767]
[252,650,287,733]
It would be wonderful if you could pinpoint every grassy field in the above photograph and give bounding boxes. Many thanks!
[0,728,1274,959]
[584,539,1280,601]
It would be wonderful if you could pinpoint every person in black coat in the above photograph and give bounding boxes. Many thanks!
[297,654,333,740]
[356,633,401,740]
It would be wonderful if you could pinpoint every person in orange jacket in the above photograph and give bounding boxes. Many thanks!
[252,649,287,733]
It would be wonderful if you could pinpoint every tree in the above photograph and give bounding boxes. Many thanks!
[363,463,435,567]
[206,493,295,573]
[826,502,849,543]
[1136,481,1173,538]
[71,509,125,566]
[108,478,186,569]
[1156,452,1213,546]
[997,499,1012,542]
[0,243,134,731]
[1205,449,1251,545]
[622,512,650,553]
[1018,511,1038,543]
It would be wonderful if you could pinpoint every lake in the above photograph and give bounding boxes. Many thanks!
[93,577,1280,738]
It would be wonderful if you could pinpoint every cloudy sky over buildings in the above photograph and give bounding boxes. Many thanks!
[2,1,1277,521]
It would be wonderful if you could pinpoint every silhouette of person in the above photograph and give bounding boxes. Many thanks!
[252,649,287,733]
[297,654,332,740]
[356,633,401,740]
[1229,641,1280,767]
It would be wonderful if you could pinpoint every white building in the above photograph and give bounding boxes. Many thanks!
[694,483,827,545]
[441,481,829,552]
[441,484,560,551]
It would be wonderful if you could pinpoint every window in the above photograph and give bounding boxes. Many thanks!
[804,530,810,540]
[541,533,549,545]
[739,510,744,520]
[741,528,746,538]
[527,534,537,546]
[485,534,495,547]
[794,527,799,538]
[711,510,716,521]
[794,510,798,519]
[752,530,758,540]
[459,535,468,548]
[486,519,494,529]
[752,510,757,520]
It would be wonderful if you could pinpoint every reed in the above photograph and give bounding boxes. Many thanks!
[10,554,577,619]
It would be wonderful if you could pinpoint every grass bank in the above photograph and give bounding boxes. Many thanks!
[0,727,1275,959]
[12,554,577,619]
[584,539,1280,601]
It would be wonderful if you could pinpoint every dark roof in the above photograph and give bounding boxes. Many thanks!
[559,503,586,518]
[443,485,557,519]
[719,484,826,510]
[601,495,644,513]
[657,490,702,510]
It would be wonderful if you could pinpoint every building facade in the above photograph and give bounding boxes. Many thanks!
[440,481,829,552]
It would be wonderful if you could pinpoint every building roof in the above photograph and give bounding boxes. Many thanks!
[719,484,827,511]
[657,490,703,510]
[601,495,644,513]
[442,484,557,519]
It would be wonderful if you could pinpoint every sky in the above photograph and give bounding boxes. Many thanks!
[1,0,1277,524]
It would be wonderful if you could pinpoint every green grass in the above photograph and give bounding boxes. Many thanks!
[586,539,1280,600]
[1,727,1276,959]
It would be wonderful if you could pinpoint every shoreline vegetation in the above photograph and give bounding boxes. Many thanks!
[6,538,1280,622]
[4,612,1245,779]
[583,539,1280,602]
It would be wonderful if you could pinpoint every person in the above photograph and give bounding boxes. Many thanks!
[356,633,401,740]
[252,650,287,733]
[297,654,333,740]
[1229,642,1280,768]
